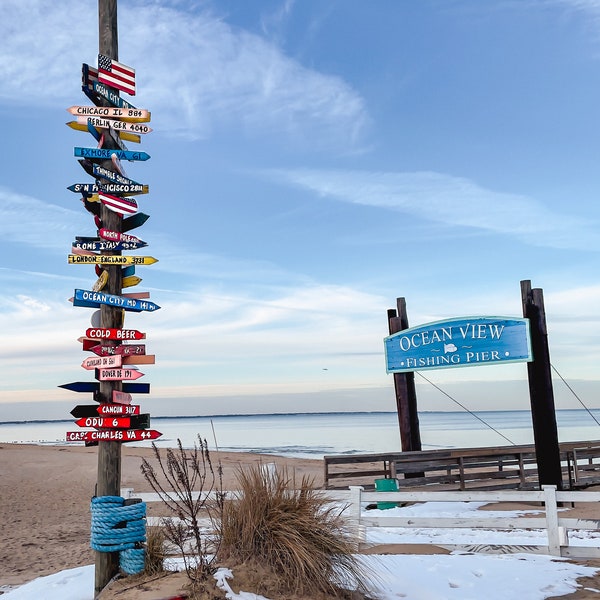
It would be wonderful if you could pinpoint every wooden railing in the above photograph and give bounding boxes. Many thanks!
[323,440,600,490]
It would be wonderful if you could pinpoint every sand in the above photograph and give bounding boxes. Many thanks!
[2,442,600,599]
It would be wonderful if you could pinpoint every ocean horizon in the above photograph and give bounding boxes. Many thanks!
[2,409,600,459]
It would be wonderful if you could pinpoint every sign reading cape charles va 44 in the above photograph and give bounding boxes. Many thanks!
[384,316,532,374]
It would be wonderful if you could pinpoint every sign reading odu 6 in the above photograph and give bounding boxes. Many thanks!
[384,316,532,373]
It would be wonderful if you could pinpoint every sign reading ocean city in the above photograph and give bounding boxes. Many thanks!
[61,49,161,459]
[384,316,532,374]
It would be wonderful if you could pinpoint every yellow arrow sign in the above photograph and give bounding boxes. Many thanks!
[66,121,141,144]
[122,275,143,288]
[68,254,158,266]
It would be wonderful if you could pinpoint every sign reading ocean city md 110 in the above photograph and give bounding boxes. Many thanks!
[384,316,532,374]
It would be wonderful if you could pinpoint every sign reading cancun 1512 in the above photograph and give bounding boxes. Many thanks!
[384,316,532,373]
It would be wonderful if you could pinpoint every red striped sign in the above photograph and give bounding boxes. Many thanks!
[99,192,137,215]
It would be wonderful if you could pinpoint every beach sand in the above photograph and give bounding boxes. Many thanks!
[2,442,600,598]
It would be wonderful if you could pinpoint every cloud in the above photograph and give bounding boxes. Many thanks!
[262,168,600,250]
[0,0,369,150]
[0,187,87,250]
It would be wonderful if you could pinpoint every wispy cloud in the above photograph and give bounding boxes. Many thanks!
[0,187,87,250]
[0,0,369,150]
[262,169,600,251]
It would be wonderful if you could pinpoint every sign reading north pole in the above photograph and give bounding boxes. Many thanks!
[384,316,532,374]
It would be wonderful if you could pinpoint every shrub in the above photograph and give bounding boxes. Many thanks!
[218,463,370,598]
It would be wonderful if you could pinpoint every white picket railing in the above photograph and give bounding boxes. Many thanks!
[122,484,600,558]
[344,485,600,558]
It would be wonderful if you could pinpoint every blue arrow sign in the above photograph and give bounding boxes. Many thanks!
[59,381,150,394]
[384,316,532,374]
[74,147,150,162]
[122,265,136,278]
[73,289,160,313]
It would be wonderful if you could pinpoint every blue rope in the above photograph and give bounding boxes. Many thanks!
[90,495,147,575]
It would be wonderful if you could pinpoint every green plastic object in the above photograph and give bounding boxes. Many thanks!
[374,478,398,510]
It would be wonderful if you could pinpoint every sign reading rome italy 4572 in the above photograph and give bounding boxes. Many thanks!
[384,316,532,374]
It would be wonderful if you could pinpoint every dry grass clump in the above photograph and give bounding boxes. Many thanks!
[218,464,372,598]
[144,526,166,575]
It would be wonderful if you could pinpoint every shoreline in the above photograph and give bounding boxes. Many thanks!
[0,442,324,588]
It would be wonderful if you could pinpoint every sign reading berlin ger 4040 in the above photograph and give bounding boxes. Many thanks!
[384,316,532,374]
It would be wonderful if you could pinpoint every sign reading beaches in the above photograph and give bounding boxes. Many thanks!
[384,316,532,373]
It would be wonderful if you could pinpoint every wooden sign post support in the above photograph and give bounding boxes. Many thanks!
[95,0,123,594]
[387,297,422,453]
[520,280,563,490]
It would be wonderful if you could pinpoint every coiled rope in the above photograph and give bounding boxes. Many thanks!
[90,495,147,575]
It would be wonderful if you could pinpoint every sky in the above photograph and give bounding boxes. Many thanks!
[3,500,599,598]
[2,0,600,422]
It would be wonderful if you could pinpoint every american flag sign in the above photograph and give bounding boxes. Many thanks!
[97,54,136,96]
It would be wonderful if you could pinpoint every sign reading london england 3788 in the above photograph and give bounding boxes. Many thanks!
[384,316,532,373]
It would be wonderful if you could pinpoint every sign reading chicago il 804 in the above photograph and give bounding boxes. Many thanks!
[384,316,532,373]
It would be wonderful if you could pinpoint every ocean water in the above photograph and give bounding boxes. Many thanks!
[1,410,600,459]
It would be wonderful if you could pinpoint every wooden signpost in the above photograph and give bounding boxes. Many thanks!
[62,3,160,592]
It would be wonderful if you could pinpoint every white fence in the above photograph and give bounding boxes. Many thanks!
[121,484,600,559]
[345,485,600,558]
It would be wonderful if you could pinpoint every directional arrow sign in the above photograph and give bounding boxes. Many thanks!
[98,192,138,215]
[122,213,150,233]
[67,105,151,122]
[59,381,150,394]
[68,255,158,266]
[98,403,141,416]
[66,120,141,143]
[72,289,160,312]
[81,354,122,370]
[71,405,103,418]
[66,429,162,443]
[68,183,149,195]
[122,354,155,365]
[92,164,141,186]
[75,414,150,429]
[86,328,146,341]
[77,116,153,134]
[75,416,131,428]
[122,275,142,289]
[112,390,133,404]
[95,368,145,381]
[74,147,150,162]
[91,344,146,358]
[72,239,146,252]
[99,229,147,245]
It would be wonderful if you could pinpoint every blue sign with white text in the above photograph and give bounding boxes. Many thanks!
[384,316,532,373]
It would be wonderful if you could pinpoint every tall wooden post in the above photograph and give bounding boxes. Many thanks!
[388,297,422,452]
[96,0,123,594]
[520,280,563,490]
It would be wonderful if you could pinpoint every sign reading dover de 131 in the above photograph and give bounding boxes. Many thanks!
[384,316,532,374]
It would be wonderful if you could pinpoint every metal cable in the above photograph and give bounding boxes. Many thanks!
[416,372,516,445]
[551,364,600,428]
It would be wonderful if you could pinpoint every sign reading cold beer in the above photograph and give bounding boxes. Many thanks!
[384,316,532,374]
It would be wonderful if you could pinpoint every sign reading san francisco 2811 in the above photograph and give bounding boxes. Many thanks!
[384,316,532,373]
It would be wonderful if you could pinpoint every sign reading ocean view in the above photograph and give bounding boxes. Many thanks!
[384,316,532,373]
